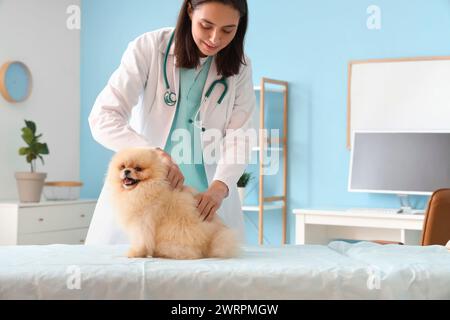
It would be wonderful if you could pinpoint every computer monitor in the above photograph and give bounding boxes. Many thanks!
[348,131,450,212]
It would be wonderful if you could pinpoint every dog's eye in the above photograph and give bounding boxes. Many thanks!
[135,167,142,172]
[119,165,125,170]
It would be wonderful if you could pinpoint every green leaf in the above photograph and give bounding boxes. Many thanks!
[25,120,36,135]
[26,154,36,164]
[18,147,29,156]
[19,120,49,171]
[28,144,38,154]
[37,143,49,155]
[21,127,34,145]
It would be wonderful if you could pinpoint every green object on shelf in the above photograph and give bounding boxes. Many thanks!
[237,172,254,188]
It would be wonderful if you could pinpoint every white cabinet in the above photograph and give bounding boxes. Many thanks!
[0,200,96,245]
[293,209,425,245]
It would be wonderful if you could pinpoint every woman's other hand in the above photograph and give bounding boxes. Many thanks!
[194,180,229,221]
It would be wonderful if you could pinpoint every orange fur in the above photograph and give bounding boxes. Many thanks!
[106,147,239,259]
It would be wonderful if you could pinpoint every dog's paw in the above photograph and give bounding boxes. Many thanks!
[127,248,147,258]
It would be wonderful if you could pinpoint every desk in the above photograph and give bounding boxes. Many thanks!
[293,209,425,245]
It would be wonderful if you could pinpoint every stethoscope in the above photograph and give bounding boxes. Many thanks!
[163,32,228,131]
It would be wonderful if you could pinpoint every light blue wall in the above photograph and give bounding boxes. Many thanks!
[80,0,450,245]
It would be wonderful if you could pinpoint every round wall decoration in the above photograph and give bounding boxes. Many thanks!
[0,61,33,103]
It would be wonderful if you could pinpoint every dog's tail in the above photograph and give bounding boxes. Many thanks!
[207,227,240,258]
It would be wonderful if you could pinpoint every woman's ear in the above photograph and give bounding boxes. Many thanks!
[187,2,193,20]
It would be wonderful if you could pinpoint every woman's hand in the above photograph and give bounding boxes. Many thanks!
[155,147,184,190]
[194,180,229,221]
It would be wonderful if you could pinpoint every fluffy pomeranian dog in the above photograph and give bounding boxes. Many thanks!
[106,147,239,259]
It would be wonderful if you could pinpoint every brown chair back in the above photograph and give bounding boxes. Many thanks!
[421,189,450,246]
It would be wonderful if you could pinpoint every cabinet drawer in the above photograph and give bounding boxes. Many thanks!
[18,203,95,234]
[18,228,89,245]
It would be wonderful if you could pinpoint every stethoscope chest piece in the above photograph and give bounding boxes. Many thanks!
[162,31,228,117]
[164,90,177,107]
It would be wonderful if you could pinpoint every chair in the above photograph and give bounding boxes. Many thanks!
[421,189,450,246]
[370,189,450,246]
[336,189,450,246]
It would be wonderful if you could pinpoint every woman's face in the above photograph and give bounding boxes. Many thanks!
[188,2,240,57]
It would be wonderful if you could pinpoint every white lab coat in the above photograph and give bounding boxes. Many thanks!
[85,27,257,245]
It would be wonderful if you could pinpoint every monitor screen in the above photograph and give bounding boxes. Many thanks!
[348,132,450,195]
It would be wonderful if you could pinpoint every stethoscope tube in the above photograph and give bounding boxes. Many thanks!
[163,32,177,107]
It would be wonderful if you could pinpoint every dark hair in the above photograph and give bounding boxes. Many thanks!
[174,0,248,77]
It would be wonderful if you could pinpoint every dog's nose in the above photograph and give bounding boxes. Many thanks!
[124,169,131,176]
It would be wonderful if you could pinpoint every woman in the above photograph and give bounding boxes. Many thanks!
[86,0,256,245]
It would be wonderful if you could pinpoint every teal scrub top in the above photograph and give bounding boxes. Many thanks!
[164,56,212,193]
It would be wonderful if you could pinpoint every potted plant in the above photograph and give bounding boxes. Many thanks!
[237,171,253,205]
[15,120,49,202]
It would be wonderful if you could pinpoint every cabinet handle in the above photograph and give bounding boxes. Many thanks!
[80,214,86,218]
[80,239,85,243]
[38,218,44,222]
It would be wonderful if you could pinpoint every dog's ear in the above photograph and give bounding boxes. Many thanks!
[150,148,171,178]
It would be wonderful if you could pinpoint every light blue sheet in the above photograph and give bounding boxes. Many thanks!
[0,242,449,299]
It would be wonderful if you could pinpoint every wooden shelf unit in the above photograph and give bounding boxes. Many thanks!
[249,77,289,245]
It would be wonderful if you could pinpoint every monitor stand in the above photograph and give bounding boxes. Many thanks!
[396,194,424,215]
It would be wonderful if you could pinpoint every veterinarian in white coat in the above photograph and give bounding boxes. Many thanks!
[86,0,256,245]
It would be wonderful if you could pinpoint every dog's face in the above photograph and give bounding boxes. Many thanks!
[107,148,168,192]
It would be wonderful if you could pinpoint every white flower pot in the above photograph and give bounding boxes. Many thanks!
[237,187,246,205]
[15,172,47,203]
